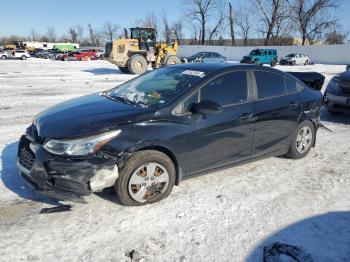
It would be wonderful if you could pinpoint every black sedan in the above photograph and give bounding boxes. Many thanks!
[325,70,350,113]
[17,64,324,205]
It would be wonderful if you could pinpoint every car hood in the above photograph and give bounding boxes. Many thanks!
[337,71,350,82]
[34,93,150,139]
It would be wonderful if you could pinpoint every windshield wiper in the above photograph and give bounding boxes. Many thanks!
[102,93,146,107]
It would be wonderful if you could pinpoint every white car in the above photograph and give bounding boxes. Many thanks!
[280,53,310,66]
[1,50,31,60]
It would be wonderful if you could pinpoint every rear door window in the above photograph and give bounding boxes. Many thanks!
[285,77,297,93]
[255,71,286,99]
[200,71,248,106]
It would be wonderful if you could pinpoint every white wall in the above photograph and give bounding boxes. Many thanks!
[178,44,350,65]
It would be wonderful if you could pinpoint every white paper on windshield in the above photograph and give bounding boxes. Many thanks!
[182,70,206,78]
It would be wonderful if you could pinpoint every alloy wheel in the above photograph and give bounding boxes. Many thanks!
[296,126,312,154]
[128,162,169,203]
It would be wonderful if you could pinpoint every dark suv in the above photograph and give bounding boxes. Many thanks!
[17,64,323,205]
[325,70,350,113]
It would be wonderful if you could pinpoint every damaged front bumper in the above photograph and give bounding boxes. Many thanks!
[17,134,119,202]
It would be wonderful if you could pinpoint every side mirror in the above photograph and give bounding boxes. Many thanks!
[190,100,222,115]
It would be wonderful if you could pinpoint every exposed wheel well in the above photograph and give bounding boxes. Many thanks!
[136,146,181,186]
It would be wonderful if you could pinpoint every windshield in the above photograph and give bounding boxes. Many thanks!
[286,54,296,57]
[249,50,262,56]
[190,52,206,59]
[105,67,207,107]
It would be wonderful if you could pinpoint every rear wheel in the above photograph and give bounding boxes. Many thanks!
[270,60,277,67]
[115,150,176,206]
[165,55,181,65]
[118,67,130,74]
[21,55,27,60]
[1,55,6,60]
[304,60,309,65]
[292,60,296,66]
[286,120,315,159]
[128,54,148,75]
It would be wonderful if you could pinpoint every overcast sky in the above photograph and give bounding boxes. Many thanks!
[1,0,349,39]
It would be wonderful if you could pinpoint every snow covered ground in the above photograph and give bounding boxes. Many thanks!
[0,59,349,262]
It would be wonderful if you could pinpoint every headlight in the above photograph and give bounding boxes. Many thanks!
[43,130,121,156]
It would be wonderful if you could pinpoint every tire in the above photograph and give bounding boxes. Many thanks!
[270,60,277,67]
[115,150,176,206]
[118,67,130,74]
[254,60,260,65]
[128,54,148,74]
[0,55,6,60]
[21,55,27,60]
[165,55,181,65]
[304,60,309,65]
[292,60,296,66]
[45,55,49,59]
[286,120,315,159]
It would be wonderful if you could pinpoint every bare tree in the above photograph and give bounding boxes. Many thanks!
[87,24,102,46]
[324,29,348,44]
[184,0,214,45]
[162,14,172,43]
[136,11,159,31]
[253,0,289,45]
[68,27,78,43]
[172,21,184,44]
[75,25,84,42]
[101,22,120,42]
[290,0,338,45]
[29,29,39,41]
[228,2,235,46]
[207,0,226,44]
[46,26,56,42]
[235,6,254,46]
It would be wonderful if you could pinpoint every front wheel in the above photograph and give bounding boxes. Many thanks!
[0,55,6,60]
[286,121,315,159]
[128,54,148,74]
[165,55,181,65]
[21,55,27,60]
[115,150,176,206]
[304,60,309,65]
[270,60,277,67]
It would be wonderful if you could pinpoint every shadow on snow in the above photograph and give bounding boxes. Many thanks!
[246,211,350,261]
[0,141,59,205]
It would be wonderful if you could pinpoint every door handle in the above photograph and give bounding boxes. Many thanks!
[288,101,298,107]
[239,113,257,122]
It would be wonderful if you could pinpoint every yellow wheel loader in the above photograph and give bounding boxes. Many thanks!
[104,27,181,74]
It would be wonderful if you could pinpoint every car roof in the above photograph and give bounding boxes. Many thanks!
[168,62,283,74]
